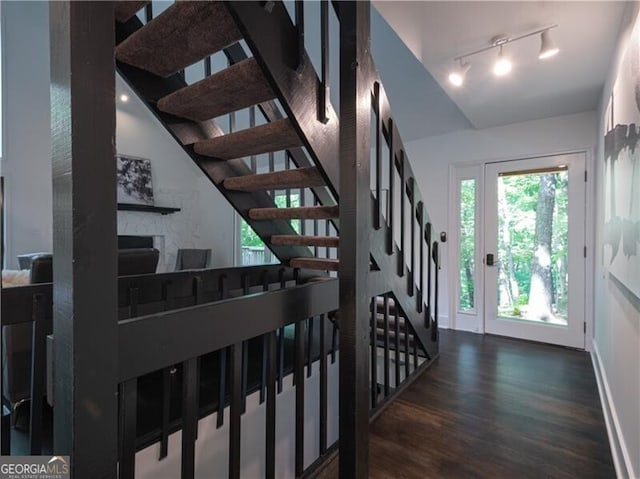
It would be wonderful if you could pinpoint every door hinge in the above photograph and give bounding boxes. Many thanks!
[584,170,588,182]
[584,322,587,333]
[584,246,587,258]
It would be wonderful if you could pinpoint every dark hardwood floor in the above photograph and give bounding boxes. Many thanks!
[318,329,615,479]
[369,329,615,478]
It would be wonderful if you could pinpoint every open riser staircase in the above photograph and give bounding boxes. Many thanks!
[0,2,440,478]
[111,1,441,476]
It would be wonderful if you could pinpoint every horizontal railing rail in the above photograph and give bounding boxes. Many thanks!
[118,278,338,382]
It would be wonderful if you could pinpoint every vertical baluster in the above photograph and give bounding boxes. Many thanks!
[370,297,377,408]
[426,223,432,326]
[307,317,314,377]
[399,152,406,276]
[269,152,275,201]
[217,348,227,428]
[144,2,153,23]
[217,276,228,428]
[160,367,170,458]
[228,58,236,135]
[314,197,319,257]
[394,306,401,388]
[408,179,415,296]
[295,0,305,71]
[181,358,198,479]
[418,203,424,314]
[229,342,242,479]
[325,219,330,259]
[29,294,46,454]
[260,274,269,404]
[319,314,328,454]
[331,312,338,364]
[387,121,394,255]
[285,153,292,217]
[277,270,286,393]
[265,331,277,479]
[383,295,390,397]
[294,319,306,477]
[241,275,249,413]
[300,187,306,235]
[250,106,257,173]
[193,277,203,439]
[413,331,418,371]
[432,242,439,341]
[373,84,381,230]
[118,378,137,479]
[319,0,330,123]
[404,315,410,379]
[277,327,285,394]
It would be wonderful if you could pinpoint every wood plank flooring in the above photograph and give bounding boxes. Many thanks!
[318,329,615,479]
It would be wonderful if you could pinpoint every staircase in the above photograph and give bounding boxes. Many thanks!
[115,1,339,271]
[111,1,439,476]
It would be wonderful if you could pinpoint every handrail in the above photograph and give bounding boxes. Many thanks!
[118,278,338,381]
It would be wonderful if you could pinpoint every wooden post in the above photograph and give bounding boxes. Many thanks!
[339,2,371,477]
[50,2,118,476]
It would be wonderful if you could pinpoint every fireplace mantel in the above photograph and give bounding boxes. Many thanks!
[117,203,180,215]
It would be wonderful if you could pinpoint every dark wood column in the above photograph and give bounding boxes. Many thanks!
[50,2,118,477]
[338,2,372,477]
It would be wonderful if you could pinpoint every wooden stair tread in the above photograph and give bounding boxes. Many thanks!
[249,205,338,220]
[289,258,339,272]
[115,1,149,23]
[194,119,302,160]
[116,2,242,77]
[271,235,339,248]
[224,167,325,192]
[157,58,274,121]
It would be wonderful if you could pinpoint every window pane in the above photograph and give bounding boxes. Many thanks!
[239,193,301,266]
[459,179,476,311]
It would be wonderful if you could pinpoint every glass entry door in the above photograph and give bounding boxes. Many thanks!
[484,153,586,348]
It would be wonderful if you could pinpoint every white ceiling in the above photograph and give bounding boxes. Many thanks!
[373,1,628,133]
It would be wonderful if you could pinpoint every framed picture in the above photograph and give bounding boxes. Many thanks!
[602,22,640,301]
[116,155,154,206]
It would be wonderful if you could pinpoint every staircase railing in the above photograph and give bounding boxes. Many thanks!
[116,10,338,266]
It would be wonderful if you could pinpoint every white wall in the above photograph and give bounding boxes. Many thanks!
[115,76,236,270]
[405,110,596,329]
[593,2,640,477]
[0,3,237,271]
[1,1,52,269]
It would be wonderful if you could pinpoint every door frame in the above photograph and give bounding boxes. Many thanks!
[448,148,594,351]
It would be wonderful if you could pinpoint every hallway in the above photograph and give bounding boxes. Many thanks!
[369,330,615,478]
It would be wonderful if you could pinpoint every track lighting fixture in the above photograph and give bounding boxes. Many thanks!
[448,59,471,87]
[539,29,559,59]
[493,45,512,76]
[448,24,558,87]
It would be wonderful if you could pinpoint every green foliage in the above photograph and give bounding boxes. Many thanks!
[459,179,476,311]
[240,193,301,248]
[496,171,569,318]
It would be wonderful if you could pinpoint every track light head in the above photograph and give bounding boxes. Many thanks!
[448,60,471,87]
[539,29,559,59]
[493,46,512,76]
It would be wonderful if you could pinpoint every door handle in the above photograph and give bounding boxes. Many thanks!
[486,253,495,266]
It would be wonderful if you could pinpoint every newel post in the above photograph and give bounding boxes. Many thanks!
[338,1,372,477]
[50,2,118,476]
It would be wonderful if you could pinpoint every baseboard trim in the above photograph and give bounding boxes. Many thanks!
[591,340,635,478]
